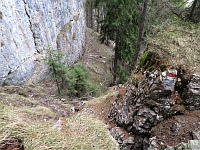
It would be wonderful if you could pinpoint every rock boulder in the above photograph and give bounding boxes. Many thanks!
[184,74,200,110]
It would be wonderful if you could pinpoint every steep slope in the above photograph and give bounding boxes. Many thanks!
[0,83,117,150]
[148,20,200,73]
[81,27,114,93]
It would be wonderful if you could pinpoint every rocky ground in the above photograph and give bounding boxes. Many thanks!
[151,110,200,146]
[107,54,200,149]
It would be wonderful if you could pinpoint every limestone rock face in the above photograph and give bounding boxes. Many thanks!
[0,0,85,85]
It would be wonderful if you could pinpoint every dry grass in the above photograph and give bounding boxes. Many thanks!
[148,19,200,73]
[0,87,117,150]
[60,114,117,150]
[0,92,40,107]
[87,91,116,105]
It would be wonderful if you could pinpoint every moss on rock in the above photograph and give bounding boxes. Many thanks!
[139,51,161,71]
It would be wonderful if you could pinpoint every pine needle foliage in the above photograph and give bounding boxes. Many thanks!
[45,47,67,94]
[65,63,89,96]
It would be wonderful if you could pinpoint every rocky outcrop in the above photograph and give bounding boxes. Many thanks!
[148,137,200,150]
[109,68,200,149]
[183,74,200,110]
[0,0,85,85]
[0,137,25,150]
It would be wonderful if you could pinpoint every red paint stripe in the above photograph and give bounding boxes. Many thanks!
[168,73,176,78]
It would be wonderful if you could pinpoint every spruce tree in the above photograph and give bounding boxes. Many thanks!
[94,0,143,84]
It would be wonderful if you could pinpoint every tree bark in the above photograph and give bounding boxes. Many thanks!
[134,0,150,68]
[113,38,119,84]
[90,2,93,28]
[188,0,197,21]
[97,8,100,32]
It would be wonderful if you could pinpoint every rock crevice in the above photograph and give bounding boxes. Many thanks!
[22,0,38,53]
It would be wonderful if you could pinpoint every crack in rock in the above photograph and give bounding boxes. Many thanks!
[22,0,39,54]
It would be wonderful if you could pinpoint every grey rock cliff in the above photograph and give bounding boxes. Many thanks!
[0,0,85,85]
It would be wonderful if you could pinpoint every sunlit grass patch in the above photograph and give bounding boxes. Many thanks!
[62,114,117,150]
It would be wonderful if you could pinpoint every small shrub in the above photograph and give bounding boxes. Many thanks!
[65,63,89,96]
[45,47,98,97]
[44,47,67,94]
[65,63,100,97]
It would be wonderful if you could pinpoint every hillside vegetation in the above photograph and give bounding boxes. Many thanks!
[147,19,200,73]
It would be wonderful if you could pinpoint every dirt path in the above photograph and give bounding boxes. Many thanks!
[36,28,115,119]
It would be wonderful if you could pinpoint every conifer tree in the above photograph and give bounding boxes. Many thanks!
[94,0,143,83]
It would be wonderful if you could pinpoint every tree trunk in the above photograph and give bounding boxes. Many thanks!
[188,0,197,21]
[113,46,119,84]
[86,2,93,28]
[113,30,120,84]
[97,8,100,32]
[134,0,150,68]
